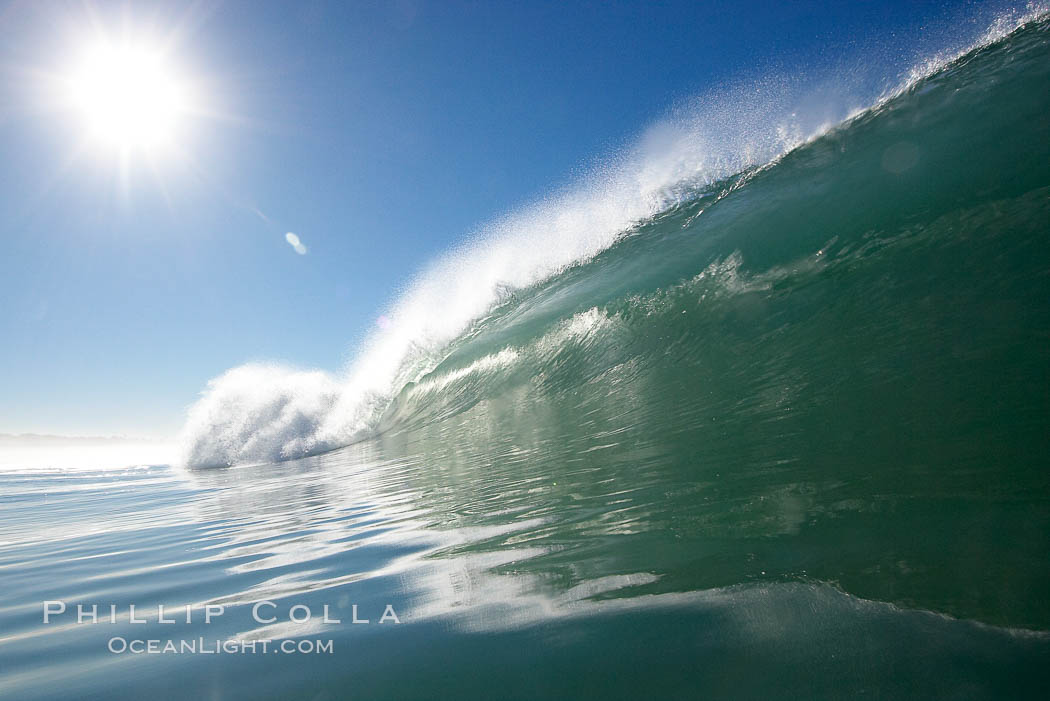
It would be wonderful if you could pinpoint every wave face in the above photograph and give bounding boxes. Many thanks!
[181,9,1050,470]
[10,17,1044,698]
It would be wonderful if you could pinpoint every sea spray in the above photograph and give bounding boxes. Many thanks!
[180,6,1050,467]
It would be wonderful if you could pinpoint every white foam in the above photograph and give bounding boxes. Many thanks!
[179,7,1048,467]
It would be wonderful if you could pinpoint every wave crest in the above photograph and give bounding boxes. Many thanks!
[178,7,1048,467]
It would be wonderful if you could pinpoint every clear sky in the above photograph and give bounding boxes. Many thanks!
[0,0,1020,437]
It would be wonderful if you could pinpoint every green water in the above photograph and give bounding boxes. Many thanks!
[381,14,1050,630]
[3,15,1050,701]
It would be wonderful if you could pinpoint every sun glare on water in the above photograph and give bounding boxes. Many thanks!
[67,41,191,154]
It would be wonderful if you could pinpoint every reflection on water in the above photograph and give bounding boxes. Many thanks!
[4,209,1050,696]
[2,382,1049,699]
[5,23,1050,695]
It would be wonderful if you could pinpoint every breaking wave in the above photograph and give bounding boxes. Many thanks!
[180,5,1049,467]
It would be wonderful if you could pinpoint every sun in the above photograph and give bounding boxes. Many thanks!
[67,41,191,154]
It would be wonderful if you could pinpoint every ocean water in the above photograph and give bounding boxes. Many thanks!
[3,12,1050,701]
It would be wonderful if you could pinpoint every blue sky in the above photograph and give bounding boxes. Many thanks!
[0,0,1019,436]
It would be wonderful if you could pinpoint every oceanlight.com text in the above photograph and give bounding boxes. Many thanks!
[107,637,334,655]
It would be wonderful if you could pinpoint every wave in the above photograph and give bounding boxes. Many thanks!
[180,5,1050,468]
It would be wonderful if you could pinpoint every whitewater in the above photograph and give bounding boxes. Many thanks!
[180,3,1049,468]
[6,7,1050,699]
